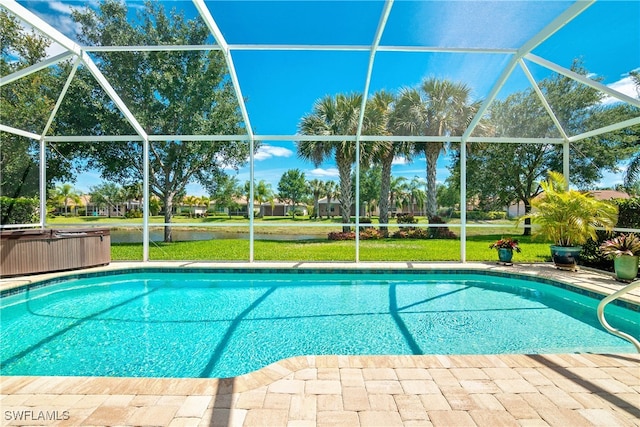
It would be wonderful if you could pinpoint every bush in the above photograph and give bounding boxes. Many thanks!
[328,227,385,240]
[0,196,38,224]
[396,213,417,224]
[427,215,457,239]
[392,228,430,239]
[124,209,143,219]
[360,227,384,240]
[452,210,506,220]
[486,211,507,220]
[352,216,372,231]
[328,231,356,240]
[579,197,640,272]
[617,197,640,228]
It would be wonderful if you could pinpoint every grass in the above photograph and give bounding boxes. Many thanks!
[49,214,549,262]
[48,215,528,236]
[112,234,551,262]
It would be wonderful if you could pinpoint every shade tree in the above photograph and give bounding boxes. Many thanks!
[454,61,636,234]
[0,11,77,199]
[277,169,309,219]
[55,0,251,241]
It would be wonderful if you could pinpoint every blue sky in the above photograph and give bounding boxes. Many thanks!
[16,0,640,195]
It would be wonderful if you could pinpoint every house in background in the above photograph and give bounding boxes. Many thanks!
[507,189,630,218]
[259,199,308,217]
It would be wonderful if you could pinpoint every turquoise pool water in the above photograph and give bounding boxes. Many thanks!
[1,271,638,378]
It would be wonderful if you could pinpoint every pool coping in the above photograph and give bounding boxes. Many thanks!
[1,261,639,310]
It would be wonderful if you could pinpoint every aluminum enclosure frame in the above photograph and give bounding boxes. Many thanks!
[1,0,639,263]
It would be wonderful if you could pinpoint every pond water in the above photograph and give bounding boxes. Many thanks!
[110,229,324,243]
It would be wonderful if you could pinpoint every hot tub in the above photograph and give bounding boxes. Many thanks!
[0,228,110,277]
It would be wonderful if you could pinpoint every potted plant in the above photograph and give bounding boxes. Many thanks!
[489,237,521,264]
[599,233,640,281]
[521,172,617,271]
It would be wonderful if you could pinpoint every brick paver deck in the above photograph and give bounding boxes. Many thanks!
[2,353,639,426]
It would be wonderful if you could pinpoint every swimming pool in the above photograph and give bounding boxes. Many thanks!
[1,269,637,378]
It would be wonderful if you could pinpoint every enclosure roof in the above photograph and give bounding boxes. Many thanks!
[1,0,639,142]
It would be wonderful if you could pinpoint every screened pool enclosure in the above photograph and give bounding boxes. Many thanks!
[1,0,639,263]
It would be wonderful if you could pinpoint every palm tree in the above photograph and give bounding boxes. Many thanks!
[254,180,273,218]
[388,176,407,216]
[308,179,325,219]
[625,153,640,190]
[408,176,427,215]
[324,180,338,219]
[243,180,273,217]
[395,79,479,219]
[51,183,80,216]
[200,196,210,216]
[367,90,415,233]
[298,93,363,231]
[182,195,200,218]
[623,71,640,190]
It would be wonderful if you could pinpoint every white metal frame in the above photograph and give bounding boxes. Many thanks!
[1,0,638,263]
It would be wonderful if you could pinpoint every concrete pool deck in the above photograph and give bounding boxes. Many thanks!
[1,262,639,426]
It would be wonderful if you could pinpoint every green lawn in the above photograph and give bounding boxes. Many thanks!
[48,215,528,236]
[112,235,551,262]
[48,215,549,262]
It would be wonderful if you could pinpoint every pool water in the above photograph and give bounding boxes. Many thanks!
[1,272,637,378]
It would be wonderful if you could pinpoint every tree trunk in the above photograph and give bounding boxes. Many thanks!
[314,197,319,220]
[522,200,532,236]
[337,156,352,232]
[426,145,439,220]
[378,154,393,235]
[163,193,174,242]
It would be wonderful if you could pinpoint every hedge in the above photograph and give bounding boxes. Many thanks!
[0,196,39,224]
[451,210,507,220]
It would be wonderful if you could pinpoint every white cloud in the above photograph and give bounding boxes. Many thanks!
[392,156,409,165]
[308,168,339,178]
[254,145,294,161]
[601,74,640,106]
[47,1,74,14]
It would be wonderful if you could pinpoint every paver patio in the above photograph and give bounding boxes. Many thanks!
[1,353,639,426]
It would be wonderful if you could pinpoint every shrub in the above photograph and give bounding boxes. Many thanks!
[427,216,457,239]
[396,213,417,224]
[0,196,38,224]
[328,227,385,240]
[124,209,143,219]
[360,227,384,240]
[392,228,430,239]
[486,211,507,220]
[453,210,507,220]
[352,216,372,231]
[328,231,356,240]
[617,197,640,228]
[580,197,640,271]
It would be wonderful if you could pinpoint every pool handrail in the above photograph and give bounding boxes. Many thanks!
[597,279,640,352]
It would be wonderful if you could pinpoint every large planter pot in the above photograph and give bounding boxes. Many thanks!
[550,245,582,271]
[613,255,639,281]
[498,248,513,263]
